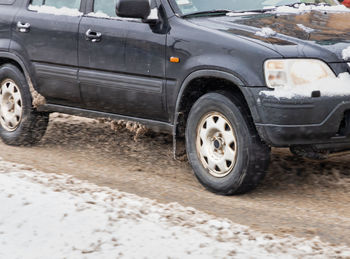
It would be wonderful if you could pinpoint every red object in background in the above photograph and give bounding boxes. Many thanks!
[342,0,350,8]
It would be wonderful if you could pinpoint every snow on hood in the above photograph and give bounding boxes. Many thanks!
[190,9,350,62]
[255,27,277,38]
[342,46,350,60]
[269,3,350,14]
[260,72,350,99]
[297,24,315,34]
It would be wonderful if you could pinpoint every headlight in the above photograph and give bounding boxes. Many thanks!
[264,59,336,89]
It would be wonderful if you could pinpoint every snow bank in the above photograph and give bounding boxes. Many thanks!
[28,5,83,16]
[255,27,277,38]
[271,3,350,14]
[0,158,349,258]
[342,46,350,60]
[261,72,350,99]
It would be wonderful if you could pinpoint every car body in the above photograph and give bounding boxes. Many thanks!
[1,0,350,194]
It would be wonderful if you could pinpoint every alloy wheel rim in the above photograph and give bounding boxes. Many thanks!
[0,79,23,132]
[196,112,238,178]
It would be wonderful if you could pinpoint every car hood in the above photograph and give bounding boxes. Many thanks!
[188,10,350,62]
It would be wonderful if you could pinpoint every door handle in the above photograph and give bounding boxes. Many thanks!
[85,29,102,42]
[17,21,31,33]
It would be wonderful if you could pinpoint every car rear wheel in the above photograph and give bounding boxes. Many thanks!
[186,92,270,195]
[0,64,49,146]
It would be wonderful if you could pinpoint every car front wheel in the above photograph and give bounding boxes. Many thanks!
[186,92,270,195]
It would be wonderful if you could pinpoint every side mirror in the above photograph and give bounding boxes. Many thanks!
[116,0,151,20]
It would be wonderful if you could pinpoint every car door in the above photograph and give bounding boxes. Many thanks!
[0,0,20,52]
[78,0,167,121]
[12,0,83,105]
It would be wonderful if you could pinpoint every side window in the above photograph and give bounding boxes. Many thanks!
[30,0,42,5]
[93,0,157,18]
[93,0,118,17]
[30,0,81,10]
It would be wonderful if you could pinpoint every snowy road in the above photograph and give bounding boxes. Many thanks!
[0,114,349,254]
[1,158,349,258]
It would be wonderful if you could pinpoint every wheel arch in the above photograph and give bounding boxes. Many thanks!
[173,69,262,158]
[0,52,34,88]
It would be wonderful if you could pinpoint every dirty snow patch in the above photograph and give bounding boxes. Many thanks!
[261,72,350,99]
[0,158,350,258]
[28,5,83,16]
[255,27,277,38]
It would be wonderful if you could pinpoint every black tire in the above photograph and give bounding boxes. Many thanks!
[186,92,270,195]
[0,64,49,146]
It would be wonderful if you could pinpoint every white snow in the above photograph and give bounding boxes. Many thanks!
[342,46,350,60]
[261,72,350,99]
[271,3,350,14]
[255,27,277,38]
[297,24,315,33]
[28,5,83,17]
[0,158,349,258]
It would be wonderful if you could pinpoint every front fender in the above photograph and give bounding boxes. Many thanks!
[173,69,262,134]
[171,69,264,158]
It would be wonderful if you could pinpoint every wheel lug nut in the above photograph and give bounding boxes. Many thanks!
[213,139,221,149]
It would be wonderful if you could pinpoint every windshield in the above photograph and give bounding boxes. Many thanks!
[172,0,339,16]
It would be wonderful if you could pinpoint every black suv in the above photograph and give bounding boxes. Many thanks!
[1,0,350,195]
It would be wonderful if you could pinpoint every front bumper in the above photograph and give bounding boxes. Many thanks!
[249,88,350,147]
